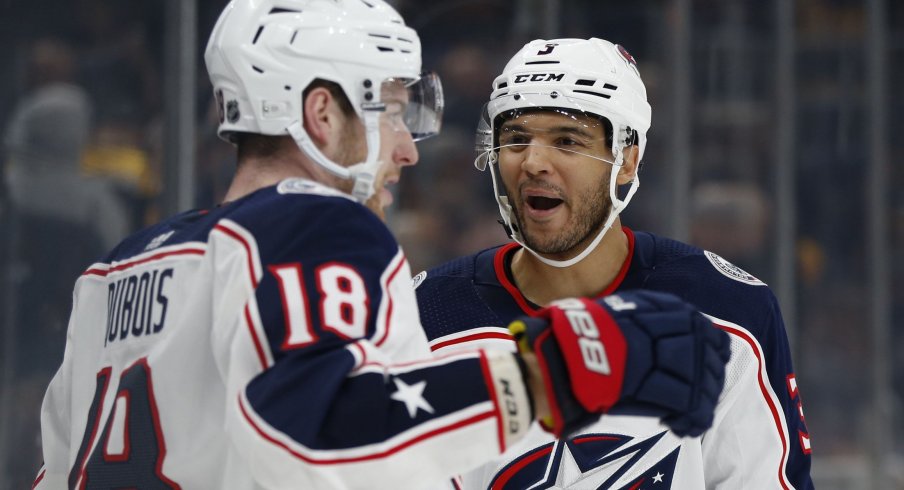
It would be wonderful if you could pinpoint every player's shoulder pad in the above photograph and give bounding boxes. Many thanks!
[224,178,397,265]
[414,252,478,287]
[638,232,780,329]
[414,251,504,341]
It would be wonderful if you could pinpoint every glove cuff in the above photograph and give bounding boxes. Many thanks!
[482,350,534,450]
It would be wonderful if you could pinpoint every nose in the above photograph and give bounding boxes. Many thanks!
[393,131,419,168]
[521,144,552,176]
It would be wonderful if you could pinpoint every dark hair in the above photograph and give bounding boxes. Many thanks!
[236,79,356,161]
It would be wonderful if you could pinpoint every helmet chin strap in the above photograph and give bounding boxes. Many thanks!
[286,109,383,202]
[489,152,640,269]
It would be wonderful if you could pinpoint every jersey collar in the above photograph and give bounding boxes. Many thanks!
[492,227,636,315]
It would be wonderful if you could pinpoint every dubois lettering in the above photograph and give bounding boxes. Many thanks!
[105,268,174,346]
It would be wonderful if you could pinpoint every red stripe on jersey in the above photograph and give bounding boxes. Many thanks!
[32,469,45,489]
[214,223,260,288]
[601,227,635,297]
[478,352,505,453]
[82,248,205,277]
[430,331,514,352]
[490,444,554,490]
[137,359,182,489]
[715,322,792,490]
[374,252,408,347]
[238,394,495,465]
[244,304,270,370]
[572,434,620,444]
[493,243,534,314]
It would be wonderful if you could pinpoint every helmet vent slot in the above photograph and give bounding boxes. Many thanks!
[497,82,508,89]
[360,0,375,7]
[252,65,264,74]
[573,89,611,99]
[369,33,391,39]
[377,46,394,52]
[252,26,264,44]
[525,61,558,65]
[268,7,300,14]
[575,79,595,86]
[603,83,618,90]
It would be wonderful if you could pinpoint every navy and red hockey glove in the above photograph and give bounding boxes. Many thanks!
[509,289,730,438]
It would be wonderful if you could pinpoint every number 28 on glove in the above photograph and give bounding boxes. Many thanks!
[509,297,628,436]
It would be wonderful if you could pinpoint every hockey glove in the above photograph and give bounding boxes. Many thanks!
[509,290,730,438]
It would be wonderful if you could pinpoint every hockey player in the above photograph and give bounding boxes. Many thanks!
[34,3,729,487]
[415,38,814,489]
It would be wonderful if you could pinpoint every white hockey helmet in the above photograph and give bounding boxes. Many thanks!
[475,38,651,268]
[205,0,443,201]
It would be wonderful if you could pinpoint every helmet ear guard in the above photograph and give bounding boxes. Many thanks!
[475,38,650,268]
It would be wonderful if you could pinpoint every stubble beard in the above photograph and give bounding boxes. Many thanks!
[513,175,611,256]
[334,119,389,220]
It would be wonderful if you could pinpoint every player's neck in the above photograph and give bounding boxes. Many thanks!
[510,223,629,307]
[222,153,335,203]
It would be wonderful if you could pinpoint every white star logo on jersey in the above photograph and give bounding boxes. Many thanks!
[653,471,665,483]
[549,438,641,488]
[390,378,434,418]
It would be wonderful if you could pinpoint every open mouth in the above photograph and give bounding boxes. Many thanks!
[526,195,564,211]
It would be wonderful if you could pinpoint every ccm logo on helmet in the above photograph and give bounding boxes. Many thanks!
[551,298,611,375]
[514,73,565,83]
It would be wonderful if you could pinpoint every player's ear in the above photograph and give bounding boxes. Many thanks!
[616,145,639,185]
[302,87,342,148]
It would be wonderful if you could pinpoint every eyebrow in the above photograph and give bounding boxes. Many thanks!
[501,123,595,140]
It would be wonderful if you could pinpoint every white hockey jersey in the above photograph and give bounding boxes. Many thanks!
[415,228,813,489]
[35,178,531,489]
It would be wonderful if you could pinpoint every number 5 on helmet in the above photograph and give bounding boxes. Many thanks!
[509,290,730,438]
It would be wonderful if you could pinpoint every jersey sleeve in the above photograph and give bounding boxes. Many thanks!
[639,243,813,489]
[703,290,813,489]
[211,193,532,489]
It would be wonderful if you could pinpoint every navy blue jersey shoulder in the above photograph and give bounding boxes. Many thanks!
[624,231,781,338]
[98,181,398,268]
[417,230,782,343]
[415,245,521,341]
[223,183,399,267]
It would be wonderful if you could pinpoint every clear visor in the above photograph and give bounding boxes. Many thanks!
[474,93,617,170]
[377,72,444,142]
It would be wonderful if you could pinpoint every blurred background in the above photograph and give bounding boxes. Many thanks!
[0,0,901,488]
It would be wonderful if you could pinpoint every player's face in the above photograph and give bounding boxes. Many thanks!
[497,111,613,256]
[340,80,418,220]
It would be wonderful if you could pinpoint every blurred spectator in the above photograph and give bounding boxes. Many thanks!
[436,44,498,129]
[4,38,130,251]
[689,180,770,276]
[76,1,162,227]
